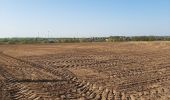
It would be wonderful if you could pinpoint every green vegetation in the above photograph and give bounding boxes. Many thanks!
[107,36,170,42]
[0,36,170,44]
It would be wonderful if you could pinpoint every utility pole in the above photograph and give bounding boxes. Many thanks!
[38,32,39,38]
[48,31,50,39]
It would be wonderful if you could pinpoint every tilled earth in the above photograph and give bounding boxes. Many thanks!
[0,42,170,100]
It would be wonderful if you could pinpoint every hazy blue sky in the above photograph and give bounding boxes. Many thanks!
[0,0,170,38]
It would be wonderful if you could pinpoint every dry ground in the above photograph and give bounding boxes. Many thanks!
[0,42,170,100]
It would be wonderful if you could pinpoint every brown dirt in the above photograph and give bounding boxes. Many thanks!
[0,42,170,100]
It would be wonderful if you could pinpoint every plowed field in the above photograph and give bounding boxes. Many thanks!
[0,42,170,100]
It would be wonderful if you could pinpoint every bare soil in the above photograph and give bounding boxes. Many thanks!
[0,42,170,100]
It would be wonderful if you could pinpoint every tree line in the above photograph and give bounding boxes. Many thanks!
[0,36,170,44]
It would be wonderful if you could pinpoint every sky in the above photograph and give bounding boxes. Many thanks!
[0,0,170,38]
